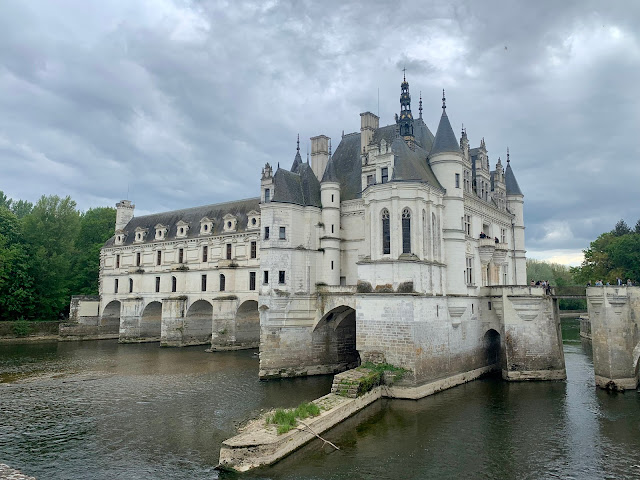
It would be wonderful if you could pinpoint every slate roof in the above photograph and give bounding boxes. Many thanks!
[430,110,461,155]
[272,162,322,207]
[505,163,523,196]
[104,197,261,247]
[391,137,443,189]
[291,150,303,173]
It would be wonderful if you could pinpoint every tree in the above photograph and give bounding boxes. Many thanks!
[21,195,81,319]
[71,207,116,295]
[635,219,640,234]
[613,219,631,237]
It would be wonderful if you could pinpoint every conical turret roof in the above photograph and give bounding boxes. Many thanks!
[430,109,461,155]
[505,162,523,196]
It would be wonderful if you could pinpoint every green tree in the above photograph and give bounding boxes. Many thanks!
[21,195,81,319]
[71,207,116,295]
[613,219,631,236]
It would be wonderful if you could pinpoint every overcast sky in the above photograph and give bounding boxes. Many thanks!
[1,0,638,266]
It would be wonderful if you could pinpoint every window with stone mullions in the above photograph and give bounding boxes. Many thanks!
[381,167,388,184]
[402,208,411,254]
[381,209,390,255]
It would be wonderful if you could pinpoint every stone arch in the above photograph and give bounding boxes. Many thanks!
[101,300,121,328]
[483,329,501,371]
[184,299,213,345]
[140,301,162,340]
[235,300,260,346]
[313,306,359,372]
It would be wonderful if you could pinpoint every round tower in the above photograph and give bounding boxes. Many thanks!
[320,159,341,286]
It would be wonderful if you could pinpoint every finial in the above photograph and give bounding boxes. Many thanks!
[328,139,332,157]
[419,91,423,119]
[442,89,446,110]
[296,134,300,152]
[507,147,510,164]
[403,67,406,82]
[461,123,464,136]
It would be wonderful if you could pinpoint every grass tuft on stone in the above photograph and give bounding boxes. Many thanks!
[266,402,321,434]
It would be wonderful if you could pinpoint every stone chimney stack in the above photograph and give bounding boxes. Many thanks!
[115,200,135,232]
[310,135,330,180]
[360,112,379,154]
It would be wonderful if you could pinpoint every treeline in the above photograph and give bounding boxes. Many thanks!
[571,219,640,285]
[0,191,115,321]
[526,259,585,310]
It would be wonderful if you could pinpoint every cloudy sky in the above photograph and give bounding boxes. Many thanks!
[1,0,638,265]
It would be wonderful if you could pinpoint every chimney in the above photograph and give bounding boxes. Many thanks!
[115,200,135,232]
[360,112,379,153]
[310,135,330,180]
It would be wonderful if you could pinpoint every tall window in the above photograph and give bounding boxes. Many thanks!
[381,209,390,255]
[402,208,411,254]
[250,241,257,259]
[264,226,270,239]
[264,188,270,203]
[381,167,388,184]
[219,274,226,291]
[263,270,269,284]
[226,244,232,260]
[157,250,162,266]
[114,279,119,293]
[466,257,473,285]
[202,245,208,262]
[249,272,256,291]
[178,248,184,263]
[464,214,471,236]
[116,254,120,268]
[279,270,285,284]
[155,276,160,293]
[201,274,207,292]
[129,278,133,293]
[432,213,438,260]
[455,173,460,188]
[171,276,177,292]
[279,227,286,239]
[367,174,375,186]
[136,252,141,266]
[501,228,507,244]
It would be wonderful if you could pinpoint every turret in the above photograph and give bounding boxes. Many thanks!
[320,158,341,285]
[115,200,134,232]
[397,73,415,147]
[504,151,526,284]
[291,134,303,173]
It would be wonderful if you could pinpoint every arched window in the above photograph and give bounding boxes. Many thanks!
[219,274,226,291]
[402,208,411,254]
[171,276,177,292]
[381,209,390,255]
[432,213,438,260]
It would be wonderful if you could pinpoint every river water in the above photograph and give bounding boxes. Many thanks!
[1,319,638,480]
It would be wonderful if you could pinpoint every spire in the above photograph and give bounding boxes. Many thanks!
[419,91,423,119]
[328,138,332,158]
[398,72,414,142]
[507,147,510,164]
[442,89,446,110]
[504,148,522,195]
[430,90,461,156]
[291,134,303,173]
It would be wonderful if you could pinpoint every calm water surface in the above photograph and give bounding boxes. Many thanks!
[1,319,639,480]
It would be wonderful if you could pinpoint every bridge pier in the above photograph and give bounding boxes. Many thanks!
[160,297,187,347]
[587,286,640,390]
[119,298,145,342]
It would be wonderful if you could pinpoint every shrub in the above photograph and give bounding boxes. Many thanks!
[12,319,32,337]
[356,281,373,293]
[374,284,394,293]
[397,281,414,293]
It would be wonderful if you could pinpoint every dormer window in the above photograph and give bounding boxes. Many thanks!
[115,230,125,246]
[247,210,260,229]
[134,227,148,243]
[176,220,189,238]
[223,214,237,232]
[199,217,213,236]
[155,224,168,241]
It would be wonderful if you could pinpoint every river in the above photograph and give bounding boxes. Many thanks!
[1,319,639,480]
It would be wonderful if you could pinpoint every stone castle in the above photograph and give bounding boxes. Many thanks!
[96,77,566,397]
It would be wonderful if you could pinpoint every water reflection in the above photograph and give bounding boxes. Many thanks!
[1,320,639,480]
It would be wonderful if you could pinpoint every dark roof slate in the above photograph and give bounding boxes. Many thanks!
[430,110,461,155]
[272,162,322,207]
[104,197,261,247]
[291,151,303,173]
[391,137,443,190]
[505,163,523,196]
[327,132,363,201]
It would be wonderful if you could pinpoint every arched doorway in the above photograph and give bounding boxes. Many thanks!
[184,300,213,345]
[483,329,501,371]
[235,300,259,347]
[140,301,162,340]
[102,300,121,329]
[313,306,359,372]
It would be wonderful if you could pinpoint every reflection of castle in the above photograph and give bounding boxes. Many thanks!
[98,77,565,395]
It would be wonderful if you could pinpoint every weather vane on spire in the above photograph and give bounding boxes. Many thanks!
[402,67,406,82]
[507,147,510,164]
[442,89,446,110]
[419,91,423,119]
[297,134,300,153]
